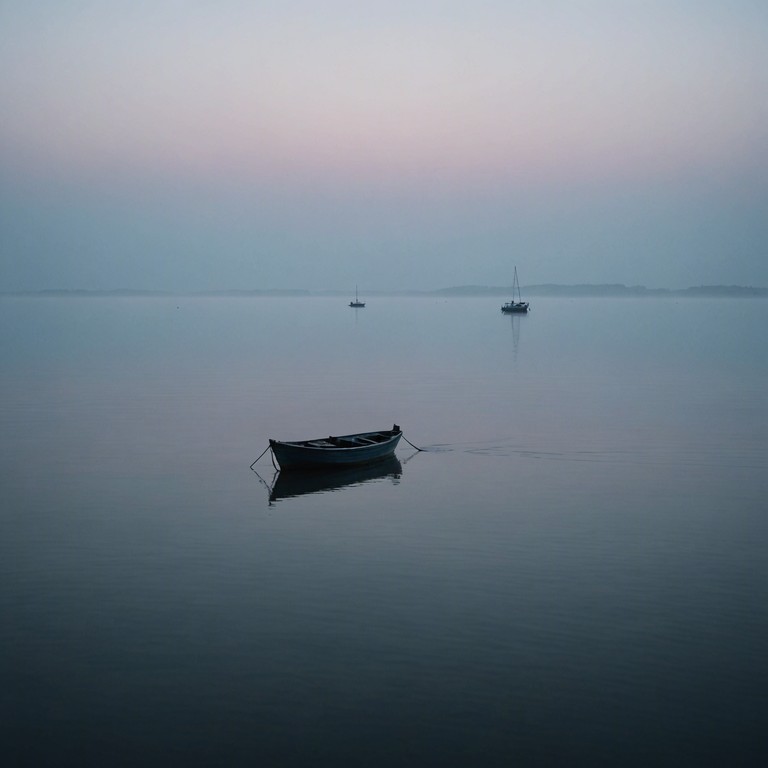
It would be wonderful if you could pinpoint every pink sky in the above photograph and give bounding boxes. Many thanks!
[1,1,766,290]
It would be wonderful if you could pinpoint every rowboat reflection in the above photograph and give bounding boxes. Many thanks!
[258,455,403,503]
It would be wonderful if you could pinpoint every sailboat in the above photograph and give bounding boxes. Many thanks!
[349,286,365,308]
[501,267,529,313]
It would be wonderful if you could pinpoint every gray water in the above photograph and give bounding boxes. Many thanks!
[2,296,767,766]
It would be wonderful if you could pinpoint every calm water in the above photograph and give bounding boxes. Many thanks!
[2,296,767,766]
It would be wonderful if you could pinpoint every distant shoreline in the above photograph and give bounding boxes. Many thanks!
[2,284,766,298]
[435,284,768,298]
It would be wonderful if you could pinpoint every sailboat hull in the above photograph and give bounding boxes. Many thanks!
[501,302,529,313]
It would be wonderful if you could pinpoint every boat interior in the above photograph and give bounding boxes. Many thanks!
[305,432,393,448]
[275,426,400,450]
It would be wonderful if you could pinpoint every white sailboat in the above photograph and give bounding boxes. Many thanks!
[501,267,529,313]
[349,286,365,307]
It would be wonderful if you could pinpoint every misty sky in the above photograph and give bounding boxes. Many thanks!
[1,1,766,292]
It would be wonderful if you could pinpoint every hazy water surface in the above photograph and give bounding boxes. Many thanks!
[2,296,766,766]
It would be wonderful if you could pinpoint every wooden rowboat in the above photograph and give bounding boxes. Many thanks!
[269,425,402,470]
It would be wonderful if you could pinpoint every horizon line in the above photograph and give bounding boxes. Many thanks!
[2,283,766,298]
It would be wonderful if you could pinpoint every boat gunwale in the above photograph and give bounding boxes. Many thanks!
[270,429,401,452]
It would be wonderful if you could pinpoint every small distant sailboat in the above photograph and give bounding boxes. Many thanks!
[501,267,529,313]
[349,285,365,308]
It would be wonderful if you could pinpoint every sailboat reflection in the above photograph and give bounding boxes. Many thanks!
[507,311,522,360]
[257,456,403,503]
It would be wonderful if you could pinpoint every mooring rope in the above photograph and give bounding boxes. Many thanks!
[251,430,423,469]
[401,434,423,451]
[250,444,272,469]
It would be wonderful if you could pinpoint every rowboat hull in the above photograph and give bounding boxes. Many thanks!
[269,425,402,470]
